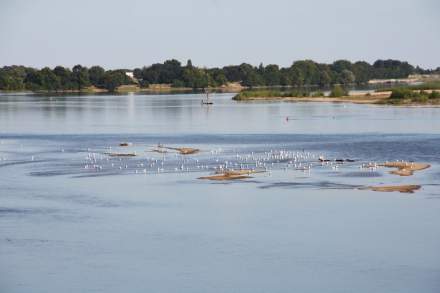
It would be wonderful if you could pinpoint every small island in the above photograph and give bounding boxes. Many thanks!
[232,83,440,106]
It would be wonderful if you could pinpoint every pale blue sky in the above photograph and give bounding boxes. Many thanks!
[1,0,439,69]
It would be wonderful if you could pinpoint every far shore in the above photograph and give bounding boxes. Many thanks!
[0,82,244,95]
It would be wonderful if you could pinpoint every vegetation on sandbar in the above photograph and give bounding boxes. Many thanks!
[233,89,313,100]
[233,85,349,100]
[328,85,349,97]
[383,88,440,105]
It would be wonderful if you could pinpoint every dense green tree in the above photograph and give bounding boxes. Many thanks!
[222,65,242,82]
[40,67,60,91]
[208,68,227,86]
[53,66,75,90]
[373,59,414,79]
[133,68,142,80]
[102,70,133,92]
[340,69,356,85]
[0,66,27,90]
[352,61,373,84]
[89,66,105,88]
[279,68,291,86]
[332,60,353,73]
[263,64,281,86]
[24,69,43,90]
[291,60,320,85]
[182,67,209,88]
[72,65,90,90]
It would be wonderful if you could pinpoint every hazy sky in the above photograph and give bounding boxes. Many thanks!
[1,0,439,69]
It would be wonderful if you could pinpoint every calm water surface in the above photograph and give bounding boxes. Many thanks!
[1,93,440,293]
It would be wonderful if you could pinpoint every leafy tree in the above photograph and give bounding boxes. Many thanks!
[24,69,43,90]
[340,69,356,85]
[102,70,132,92]
[290,60,321,85]
[40,67,60,91]
[373,59,414,79]
[133,68,142,79]
[263,64,281,86]
[182,67,209,88]
[0,66,27,90]
[318,70,331,87]
[89,66,105,88]
[279,68,292,86]
[222,65,242,82]
[239,63,264,87]
[72,65,90,90]
[352,61,373,84]
[53,66,75,90]
[208,68,227,86]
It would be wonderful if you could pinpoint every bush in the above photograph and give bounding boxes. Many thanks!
[413,95,428,103]
[389,88,413,99]
[429,91,440,99]
[329,85,348,97]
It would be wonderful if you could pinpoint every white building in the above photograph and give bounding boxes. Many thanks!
[125,71,134,79]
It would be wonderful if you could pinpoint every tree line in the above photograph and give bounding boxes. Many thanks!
[0,59,438,92]
[0,65,134,92]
